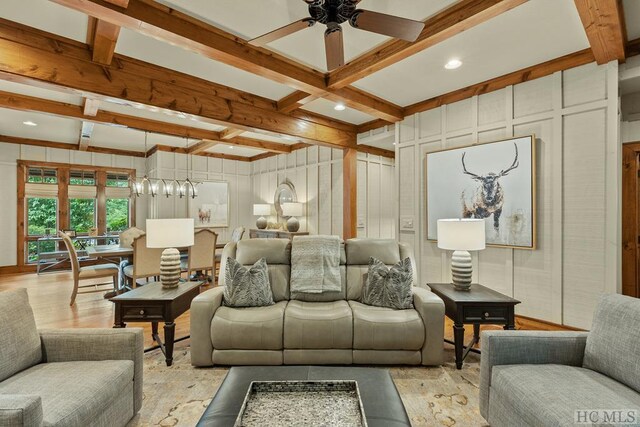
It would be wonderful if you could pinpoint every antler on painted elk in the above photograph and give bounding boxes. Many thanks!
[461,143,519,232]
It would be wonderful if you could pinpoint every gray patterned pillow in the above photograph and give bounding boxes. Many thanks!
[361,257,413,310]
[223,257,274,307]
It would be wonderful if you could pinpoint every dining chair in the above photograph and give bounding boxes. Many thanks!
[59,231,119,306]
[182,229,218,284]
[123,234,163,287]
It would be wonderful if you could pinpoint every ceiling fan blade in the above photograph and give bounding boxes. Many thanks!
[249,18,315,46]
[349,10,425,42]
[324,24,345,71]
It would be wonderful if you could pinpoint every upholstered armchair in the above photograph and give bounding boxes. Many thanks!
[480,294,640,427]
[0,289,143,426]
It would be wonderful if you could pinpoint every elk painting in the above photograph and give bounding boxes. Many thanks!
[189,181,229,228]
[461,143,519,233]
[426,135,535,249]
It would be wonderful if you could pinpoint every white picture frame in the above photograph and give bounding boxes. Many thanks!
[426,135,536,249]
[189,181,229,228]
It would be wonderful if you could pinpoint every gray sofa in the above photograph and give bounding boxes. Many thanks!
[0,288,143,427]
[480,294,640,427]
[191,238,445,366]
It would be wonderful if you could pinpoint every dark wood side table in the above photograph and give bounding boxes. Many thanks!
[428,283,520,369]
[110,281,201,366]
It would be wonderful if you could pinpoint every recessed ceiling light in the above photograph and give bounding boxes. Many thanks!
[22,121,38,126]
[393,142,397,145]
[444,59,462,70]
[228,145,234,149]
[334,103,346,111]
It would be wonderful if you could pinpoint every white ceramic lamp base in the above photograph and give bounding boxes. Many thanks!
[160,247,181,288]
[286,217,300,232]
[451,250,472,291]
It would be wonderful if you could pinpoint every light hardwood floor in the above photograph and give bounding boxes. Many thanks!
[0,271,575,350]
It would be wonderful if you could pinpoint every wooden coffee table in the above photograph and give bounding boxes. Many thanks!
[111,281,201,366]
[428,283,520,369]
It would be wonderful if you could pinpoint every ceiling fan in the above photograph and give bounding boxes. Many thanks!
[249,0,425,71]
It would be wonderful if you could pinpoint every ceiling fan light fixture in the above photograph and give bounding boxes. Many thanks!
[334,103,346,111]
[445,59,463,70]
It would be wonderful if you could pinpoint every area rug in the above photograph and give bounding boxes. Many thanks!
[129,341,486,427]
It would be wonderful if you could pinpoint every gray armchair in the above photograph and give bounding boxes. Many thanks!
[0,288,143,426]
[480,294,640,427]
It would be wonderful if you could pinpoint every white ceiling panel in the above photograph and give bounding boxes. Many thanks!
[0,107,80,143]
[354,0,589,106]
[90,124,195,152]
[624,0,640,41]
[207,144,263,157]
[0,80,83,105]
[156,0,456,71]
[0,0,88,42]
[115,28,294,101]
[301,98,374,124]
[241,131,300,145]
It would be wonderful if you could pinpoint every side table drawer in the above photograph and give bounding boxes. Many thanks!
[122,305,165,321]
[463,306,508,323]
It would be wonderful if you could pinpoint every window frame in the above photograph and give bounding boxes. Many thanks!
[18,161,136,265]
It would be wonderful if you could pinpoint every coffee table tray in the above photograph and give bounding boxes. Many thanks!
[235,380,367,427]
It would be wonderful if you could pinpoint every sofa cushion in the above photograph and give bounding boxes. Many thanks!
[211,301,287,350]
[583,294,640,393]
[236,239,291,265]
[284,301,353,349]
[223,258,274,308]
[362,257,413,310]
[490,364,640,426]
[349,301,424,350]
[0,289,42,382]
[345,238,401,266]
[0,360,134,426]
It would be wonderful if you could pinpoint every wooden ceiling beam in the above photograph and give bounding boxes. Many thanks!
[186,140,218,155]
[91,19,121,65]
[48,0,403,121]
[0,19,356,148]
[154,144,251,162]
[327,0,528,89]
[574,0,626,64]
[226,136,292,154]
[0,134,145,157]
[357,119,393,134]
[357,144,395,159]
[277,91,318,113]
[220,128,246,139]
[78,121,94,151]
[404,49,596,116]
[82,98,100,116]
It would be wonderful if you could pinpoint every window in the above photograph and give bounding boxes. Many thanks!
[27,168,57,184]
[106,172,130,188]
[106,198,130,232]
[69,170,95,185]
[69,199,96,233]
[27,197,57,236]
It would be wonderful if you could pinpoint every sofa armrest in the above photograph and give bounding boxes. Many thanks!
[190,287,225,366]
[479,330,589,420]
[0,395,43,427]
[39,328,144,414]
[413,286,445,366]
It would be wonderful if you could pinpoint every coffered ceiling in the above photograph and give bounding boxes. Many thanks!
[0,0,638,158]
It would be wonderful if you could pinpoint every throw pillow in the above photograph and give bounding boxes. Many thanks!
[362,257,413,310]
[223,257,274,307]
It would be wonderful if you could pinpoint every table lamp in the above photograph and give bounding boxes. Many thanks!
[253,204,271,229]
[437,219,485,291]
[282,202,303,232]
[146,218,194,288]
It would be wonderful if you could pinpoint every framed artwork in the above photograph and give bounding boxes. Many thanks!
[426,135,536,249]
[189,181,229,228]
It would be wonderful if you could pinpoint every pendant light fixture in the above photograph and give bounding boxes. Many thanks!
[131,132,157,197]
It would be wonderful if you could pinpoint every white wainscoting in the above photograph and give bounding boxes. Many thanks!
[390,61,620,329]
[0,143,147,267]
[251,146,395,239]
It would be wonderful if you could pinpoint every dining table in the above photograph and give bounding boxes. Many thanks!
[86,242,227,264]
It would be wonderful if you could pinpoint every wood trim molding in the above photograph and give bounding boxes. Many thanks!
[153,144,252,162]
[622,142,640,298]
[343,148,358,239]
[404,48,595,116]
[327,0,528,89]
[91,19,121,65]
[357,119,393,134]
[0,19,356,148]
[627,37,640,58]
[574,0,626,64]
[277,91,317,113]
[0,134,146,157]
[357,144,395,159]
[16,162,25,267]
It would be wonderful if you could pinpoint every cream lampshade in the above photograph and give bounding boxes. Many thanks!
[253,204,271,229]
[437,219,485,291]
[146,218,194,288]
[282,202,303,232]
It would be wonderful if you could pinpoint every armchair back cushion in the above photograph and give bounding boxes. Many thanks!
[583,294,640,393]
[0,289,42,382]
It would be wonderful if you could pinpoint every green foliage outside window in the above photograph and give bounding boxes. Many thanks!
[69,199,95,233]
[27,198,57,236]
[106,199,129,232]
